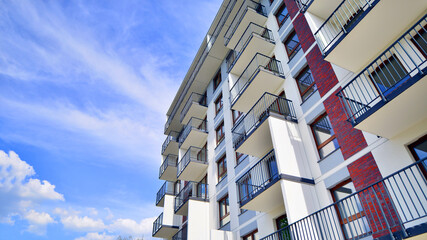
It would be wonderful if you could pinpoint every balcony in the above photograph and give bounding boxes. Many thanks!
[314,0,427,72]
[152,213,179,239]
[180,92,207,124]
[236,150,285,212]
[159,154,178,182]
[177,146,208,182]
[262,158,427,240]
[337,15,427,138]
[224,0,267,49]
[227,23,275,75]
[232,93,296,158]
[172,224,187,240]
[175,181,208,216]
[156,181,176,207]
[179,117,208,149]
[230,54,286,113]
[162,131,180,156]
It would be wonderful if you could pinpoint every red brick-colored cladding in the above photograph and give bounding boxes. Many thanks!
[348,153,401,238]
[284,0,315,52]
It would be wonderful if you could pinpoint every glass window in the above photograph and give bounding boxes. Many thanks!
[215,94,223,114]
[213,71,222,90]
[311,113,339,158]
[236,152,246,165]
[296,67,317,101]
[370,55,408,95]
[275,214,290,239]
[232,110,243,125]
[410,25,427,58]
[284,30,301,60]
[408,134,427,177]
[217,155,227,182]
[219,195,230,227]
[331,179,370,239]
[216,122,225,145]
[238,175,252,204]
[275,3,289,28]
[242,229,258,240]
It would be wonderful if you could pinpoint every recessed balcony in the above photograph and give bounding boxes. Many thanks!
[314,0,427,72]
[156,181,176,208]
[180,92,207,124]
[179,117,208,150]
[177,146,208,182]
[337,15,427,138]
[174,181,208,216]
[152,213,179,239]
[224,0,267,49]
[162,131,180,156]
[230,54,286,113]
[159,154,178,182]
[236,150,285,212]
[232,93,297,158]
[172,224,187,240]
[227,23,275,75]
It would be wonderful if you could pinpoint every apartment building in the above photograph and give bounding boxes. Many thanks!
[152,0,427,239]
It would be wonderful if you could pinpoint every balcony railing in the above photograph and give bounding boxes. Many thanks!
[174,181,209,213]
[262,157,427,240]
[162,131,180,155]
[180,92,207,123]
[236,149,279,207]
[295,0,314,13]
[227,22,275,71]
[314,0,378,56]
[156,181,176,206]
[337,15,427,125]
[178,117,207,147]
[224,0,267,46]
[152,212,163,236]
[177,146,207,178]
[159,154,178,179]
[232,93,297,150]
[230,53,285,107]
[172,224,187,240]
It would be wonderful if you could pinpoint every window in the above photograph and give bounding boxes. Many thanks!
[197,175,208,198]
[331,179,370,239]
[284,30,301,60]
[410,25,427,58]
[242,229,258,240]
[275,3,289,28]
[369,55,408,95]
[232,110,243,125]
[218,195,230,227]
[275,214,290,239]
[217,155,227,182]
[213,70,222,91]
[226,50,236,71]
[216,121,225,145]
[408,134,427,178]
[311,113,339,158]
[215,94,223,115]
[296,66,317,101]
[197,144,207,162]
[236,152,246,165]
[238,175,252,203]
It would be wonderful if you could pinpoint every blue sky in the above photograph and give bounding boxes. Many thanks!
[0,0,222,239]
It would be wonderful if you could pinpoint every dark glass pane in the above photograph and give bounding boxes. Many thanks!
[312,115,335,144]
[297,68,316,101]
[370,56,408,94]
[412,27,427,57]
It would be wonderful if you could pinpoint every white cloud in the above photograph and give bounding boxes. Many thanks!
[24,210,55,235]
[0,151,64,218]
[75,232,116,240]
[109,217,156,236]
[61,215,106,232]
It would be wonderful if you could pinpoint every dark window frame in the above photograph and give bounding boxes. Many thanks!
[232,109,243,125]
[295,66,316,101]
[242,229,258,240]
[410,25,427,58]
[215,93,223,115]
[310,113,339,159]
[216,121,225,145]
[275,3,289,29]
[213,70,222,91]
[217,155,227,182]
[283,30,301,61]
[218,194,230,227]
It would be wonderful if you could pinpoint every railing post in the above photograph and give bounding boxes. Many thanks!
[372,185,395,239]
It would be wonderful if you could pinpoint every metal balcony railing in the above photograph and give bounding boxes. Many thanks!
[232,93,297,150]
[161,131,180,155]
[227,22,275,71]
[177,146,207,178]
[294,0,314,13]
[262,158,427,240]
[178,117,207,147]
[337,15,427,125]
[180,93,207,123]
[174,181,209,213]
[152,212,164,236]
[314,0,378,56]
[165,0,237,134]
[172,224,188,240]
[156,181,176,206]
[224,0,267,46]
[230,53,285,106]
[236,149,279,207]
[159,154,178,178]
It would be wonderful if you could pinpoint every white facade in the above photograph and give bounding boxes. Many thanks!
[154,0,427,239]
